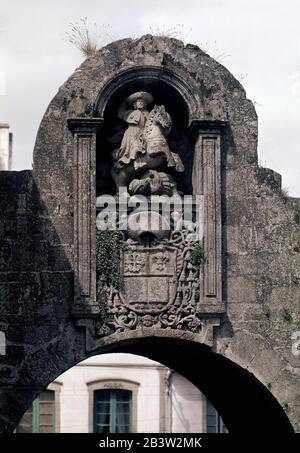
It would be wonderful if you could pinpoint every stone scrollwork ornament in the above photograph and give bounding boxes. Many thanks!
[95,227,204,337]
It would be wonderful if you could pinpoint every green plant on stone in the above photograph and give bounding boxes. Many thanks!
[149,24,187,39]
[65,17,113,57]
[190,243,205,267]
[84,103,94,115]
[279,187,289,202]
[291,273,300,285]
[283,309,292,323]
[97,282,109,304]
[194,288,200,302]
[294,211,300,225]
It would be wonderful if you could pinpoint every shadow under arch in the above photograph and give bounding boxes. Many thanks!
[10,324,294,433]
[48,333,293,434]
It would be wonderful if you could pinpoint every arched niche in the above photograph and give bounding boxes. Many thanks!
[94,66,196,196]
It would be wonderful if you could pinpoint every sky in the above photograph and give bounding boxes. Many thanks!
[0,0,299,195]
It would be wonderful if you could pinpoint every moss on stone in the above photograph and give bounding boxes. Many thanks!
[96,230,122,303]
[190,243,205,267]
[283,309,292,323]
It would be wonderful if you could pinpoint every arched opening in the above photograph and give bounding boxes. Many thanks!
[16,352,227,433]
[14,336,293,433]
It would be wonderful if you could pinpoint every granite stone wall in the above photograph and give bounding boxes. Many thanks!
[0,35,299,432]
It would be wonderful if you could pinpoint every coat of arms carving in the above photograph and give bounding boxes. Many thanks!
[96,229,204,337]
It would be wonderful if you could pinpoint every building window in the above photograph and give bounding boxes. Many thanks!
[94,389,132,433]
[206,400,228,433]
[88,380,139,433]
[16,390,55,433]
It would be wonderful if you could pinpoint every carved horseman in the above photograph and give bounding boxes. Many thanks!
[111,91,184,190]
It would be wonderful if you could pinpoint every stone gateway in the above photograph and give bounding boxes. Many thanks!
[0,35,299,433]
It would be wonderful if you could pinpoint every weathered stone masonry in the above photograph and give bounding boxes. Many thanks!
[0,35,299,432]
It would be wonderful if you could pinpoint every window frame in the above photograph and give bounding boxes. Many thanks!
[48,382,62,433]
[16,382,62,433]
[205,399,228,433]
[87,379,139,433]
[93,388,132,433]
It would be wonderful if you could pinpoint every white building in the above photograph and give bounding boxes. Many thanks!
[0,123,13,170]
[17,353,227,433]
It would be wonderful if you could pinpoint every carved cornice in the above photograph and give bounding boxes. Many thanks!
[68,117,104,134]
[188,119,227,141]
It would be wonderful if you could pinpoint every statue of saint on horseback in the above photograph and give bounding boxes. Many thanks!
[111,91,184,193]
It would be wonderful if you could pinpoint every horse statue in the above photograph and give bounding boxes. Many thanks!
[111,92,184,191]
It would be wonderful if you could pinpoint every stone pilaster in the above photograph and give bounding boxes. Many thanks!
[68,118,103,315]
[189,120,226,310]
